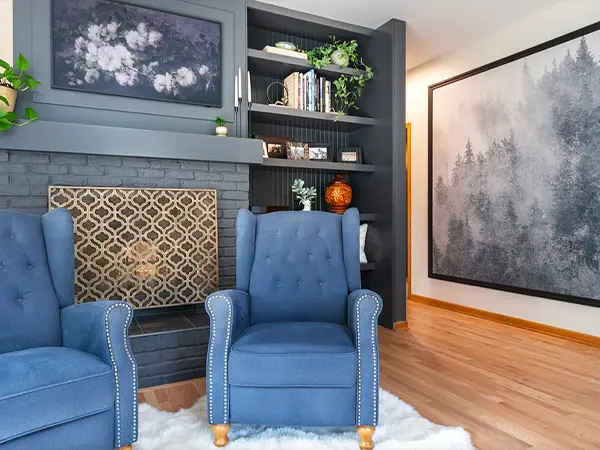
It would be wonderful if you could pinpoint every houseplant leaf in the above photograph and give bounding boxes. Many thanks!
[25,108,38,121]
[16,53,30,72]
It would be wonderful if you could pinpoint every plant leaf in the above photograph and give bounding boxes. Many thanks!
[5,112,17,121]
[17,53,30,72]
[0,95,8,107]
[0,110,7,119]
[0,118,12,131]
[25,108,38,121]
[0,59,10,70]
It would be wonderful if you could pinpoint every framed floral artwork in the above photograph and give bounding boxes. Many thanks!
[52,0,222,107]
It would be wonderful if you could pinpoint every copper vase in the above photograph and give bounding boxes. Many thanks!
[325,174,352,214]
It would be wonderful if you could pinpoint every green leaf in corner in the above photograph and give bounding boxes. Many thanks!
[25,108,38,121]
[0,95,9,107]
[0,110,7,119]
[0,59,10,70]
[0,118,12,130]
[5,112,17,122]
[17,53,30,72]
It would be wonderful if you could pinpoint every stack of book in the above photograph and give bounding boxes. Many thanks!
[283,70,332,113]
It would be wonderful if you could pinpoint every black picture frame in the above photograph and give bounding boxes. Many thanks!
[51,0,222,107]
[258,136,290,159]
[336,147,363,164]
[308,143,332,161]
[428,21,600,308]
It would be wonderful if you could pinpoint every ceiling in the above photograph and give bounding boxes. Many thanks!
[258,0,563,70]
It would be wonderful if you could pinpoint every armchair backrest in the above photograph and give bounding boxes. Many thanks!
[0,209,74,354]
[236,208,361,325]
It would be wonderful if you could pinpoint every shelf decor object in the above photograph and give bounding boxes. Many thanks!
[52,0,222,107]
[325,174,352,214]
[291,178,317,211]
[0,53,41,130]
[286,141,309,160]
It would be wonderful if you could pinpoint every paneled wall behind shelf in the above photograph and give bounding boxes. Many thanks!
[250,167,355,211]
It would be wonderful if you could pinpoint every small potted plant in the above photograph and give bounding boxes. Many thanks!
[215,116,232,137]
[0,53,41,131]
[291,179,317,211]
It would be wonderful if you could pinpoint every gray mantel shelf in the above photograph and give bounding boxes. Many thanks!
[0,121,264,164]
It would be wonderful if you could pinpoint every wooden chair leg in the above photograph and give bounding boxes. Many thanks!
[212,424,231,447]
[357,426,376,450]
[118,446,133,450]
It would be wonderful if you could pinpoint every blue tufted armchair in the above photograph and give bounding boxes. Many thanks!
[205,208,382,449]
[0,209,137,450]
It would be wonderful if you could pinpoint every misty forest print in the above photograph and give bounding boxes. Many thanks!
[430,25,600,306]
[52,0,221,107]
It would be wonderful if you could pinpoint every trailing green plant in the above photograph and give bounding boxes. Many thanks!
[303,37,373,113]
[215,116,231,127]
[0,53,41,131]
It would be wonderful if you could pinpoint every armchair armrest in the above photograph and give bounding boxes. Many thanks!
[205,289,250,425]
[61,300,137,449]
[347,289,383,427]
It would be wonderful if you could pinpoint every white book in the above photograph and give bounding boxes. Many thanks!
[325,80,332,113]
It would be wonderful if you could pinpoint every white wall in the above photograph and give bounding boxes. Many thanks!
[0,0,12,63]
[407,0,600,337]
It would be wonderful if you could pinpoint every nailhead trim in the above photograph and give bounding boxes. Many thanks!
[207,295,233,424]
[105,303,137,448]
[356,294,380,426]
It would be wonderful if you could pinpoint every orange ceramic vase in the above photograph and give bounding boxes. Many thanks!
[325,174,352,214]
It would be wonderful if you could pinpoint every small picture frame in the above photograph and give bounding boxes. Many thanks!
[258,136,290,159]
[308,143,332,161]
[337,147,363,164]
[286,141,310,160]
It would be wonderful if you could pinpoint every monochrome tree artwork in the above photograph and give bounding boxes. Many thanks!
[52,0,221,107]
[430,24,600,307]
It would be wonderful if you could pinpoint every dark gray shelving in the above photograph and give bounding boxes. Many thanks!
[250,103,375,129]
[260,158,375,173]
[360,263,375,271]
[248,48,367,79]
[359,214,381,222]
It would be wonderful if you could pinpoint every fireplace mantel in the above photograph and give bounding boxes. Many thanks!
[0,121,263,164]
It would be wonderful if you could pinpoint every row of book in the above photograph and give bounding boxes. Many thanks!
[283,70,332,113]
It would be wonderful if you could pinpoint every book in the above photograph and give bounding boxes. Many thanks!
[284,73,295,109]
[262,46,308,60]
[309,70,315,112]
[325,80,332,113]
[319,77,324,113]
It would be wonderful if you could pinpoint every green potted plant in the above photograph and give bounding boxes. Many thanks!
[215,116,232,137]
[304,37,373,114]
[291,178,317,211]
[0,53,41,131]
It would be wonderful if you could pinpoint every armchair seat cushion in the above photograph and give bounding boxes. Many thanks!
[0,347,115,444]
[229,322,357,388]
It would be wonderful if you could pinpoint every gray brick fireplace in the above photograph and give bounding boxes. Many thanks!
[0,148,249,387]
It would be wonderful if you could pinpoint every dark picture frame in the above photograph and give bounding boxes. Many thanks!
[308,143,332,161]
[51,0,222,107]
[258,136,290,159]
[336,147,363,164]
[428,21,600,308]
[286,141,309,160]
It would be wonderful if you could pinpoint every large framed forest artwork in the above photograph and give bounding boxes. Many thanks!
[429,22,600,308]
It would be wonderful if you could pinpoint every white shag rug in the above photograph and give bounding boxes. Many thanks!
[135,389,474,450]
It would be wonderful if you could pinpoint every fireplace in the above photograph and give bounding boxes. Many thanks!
[49,186,219,309]
[1,149,250,387]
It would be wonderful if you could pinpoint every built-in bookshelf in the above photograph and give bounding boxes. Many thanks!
[246,1,407,328]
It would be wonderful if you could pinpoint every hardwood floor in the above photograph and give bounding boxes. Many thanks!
[139,300,600,450]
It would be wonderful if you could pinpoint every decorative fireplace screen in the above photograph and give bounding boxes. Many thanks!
[49,186,218,309]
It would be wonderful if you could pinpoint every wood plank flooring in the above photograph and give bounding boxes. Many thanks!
[139,300,600,450]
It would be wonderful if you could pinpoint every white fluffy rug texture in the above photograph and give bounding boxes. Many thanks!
[135,389,475,450]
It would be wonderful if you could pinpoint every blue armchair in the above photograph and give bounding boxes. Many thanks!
[205,208,382,449]
[0,209,137,450]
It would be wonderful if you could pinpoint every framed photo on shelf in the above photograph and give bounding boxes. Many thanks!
[337,147,363,164]
[286,142,310,160]
[308,143,331,161]
[257,136,290,159]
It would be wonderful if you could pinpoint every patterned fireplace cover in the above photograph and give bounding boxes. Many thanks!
[49,186,218,309]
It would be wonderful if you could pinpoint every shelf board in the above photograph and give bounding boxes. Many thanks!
[260,158,375,173]
[248,49,367,79]
[360,263,375,271]
[359,213,381,222]
[250,103,375,129]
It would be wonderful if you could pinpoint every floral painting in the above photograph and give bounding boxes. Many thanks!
[52,0,221,107]
[429,23,600,307]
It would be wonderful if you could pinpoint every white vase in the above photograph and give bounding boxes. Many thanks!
[302,200,311,211]
[216,126,228,137]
